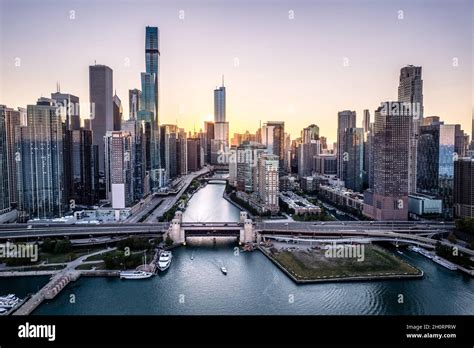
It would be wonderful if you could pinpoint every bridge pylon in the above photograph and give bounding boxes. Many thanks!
[166,211,185,245]
[240,218,255,244]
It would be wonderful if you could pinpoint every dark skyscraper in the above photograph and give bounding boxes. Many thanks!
[398,65,423,194]
[69,129,94,205]
[51,90,80,131]
[1,106,21,207]
[454,157,474,218]
[89,64,113,174]
[343,127,364,192]
[337,110,356,179]
[0,107,10,215]
[363,102,412,221]
[204,121,214,164]
[113,93,122,131]
[16,98,66,221]
[362,109,371,133]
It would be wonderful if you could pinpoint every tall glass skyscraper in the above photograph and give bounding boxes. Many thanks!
[0,107,10,215]
[139,26,161,190]
[16,98,66,221]
[343,127,364,192]
[337,110,356,179]
[398,65,423,195]
[417,120,465,216]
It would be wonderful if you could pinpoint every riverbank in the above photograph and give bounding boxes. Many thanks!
[259,243,423,283]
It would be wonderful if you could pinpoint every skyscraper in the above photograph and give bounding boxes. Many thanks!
[261,121,285,169]
[302,124,319,144]
[121,119,146,202]
[160,124,178,181]
[104,131,133,208]
[363,102,412,221]
[343,127,364,192]
[113,93,122,131]
[139,26,161,190]
[454,157,474,218]
[69,128,94,205]
[128,89,141,120]
[258,153,280,213]
[89,64,113,174]
[213,79,229,162]
[214,79,226,123]
[51,90,80,131]
[417,120,465,216]
[187,138,201,172]
[0,107,10,215]
[362,109,371,133]
[204,121,214,164]
[398,65,423,194]
[16,98,66,221]
[337,110,356,179]
[236,141,266,192]
[1,106,21,207]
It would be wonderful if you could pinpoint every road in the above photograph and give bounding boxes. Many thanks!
[144,167,210,223]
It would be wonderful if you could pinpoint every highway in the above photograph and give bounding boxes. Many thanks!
[0,220,454,239]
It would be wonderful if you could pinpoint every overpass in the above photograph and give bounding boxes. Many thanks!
[0,214,466,255]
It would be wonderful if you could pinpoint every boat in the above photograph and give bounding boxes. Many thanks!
[396,250,404,255]
[0,294,16,301]
[158,251,173,271]
[119,270,154,280]
[417,248,433,259]
[432,256,458,271]
[220,266,227,275]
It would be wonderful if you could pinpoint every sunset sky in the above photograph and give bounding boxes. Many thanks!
[0,0,472,142]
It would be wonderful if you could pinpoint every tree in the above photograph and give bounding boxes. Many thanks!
[54,239,72,254]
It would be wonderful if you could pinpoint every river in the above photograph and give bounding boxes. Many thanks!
[1,183,472,315]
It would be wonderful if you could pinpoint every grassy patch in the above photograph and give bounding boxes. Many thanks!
[270,245,420,281]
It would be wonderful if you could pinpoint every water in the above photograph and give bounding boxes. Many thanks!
[182,183,240,222]
[3,184,473,315]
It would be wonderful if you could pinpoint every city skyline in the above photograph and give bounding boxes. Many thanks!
[1,0,472,142]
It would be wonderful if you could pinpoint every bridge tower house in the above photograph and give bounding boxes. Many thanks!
[167,211,185,245]
[240,218,255,244]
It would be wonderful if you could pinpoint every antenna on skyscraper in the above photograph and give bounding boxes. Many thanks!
[222,75,224,87]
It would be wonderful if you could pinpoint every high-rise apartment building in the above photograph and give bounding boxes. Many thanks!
[0,107,10,215]
[104,131,133,208]
[336,110,356,179]
[16,98,66,221]
[261,121,285,169]
[258,154,279,213]
[417,120,466,216]
[363,102,412,221]
[343,127,364,192]
[454,157,474,218]
[1,106,21,207]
